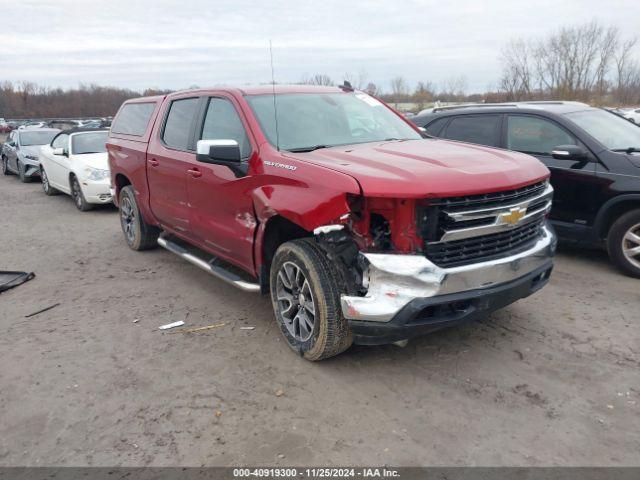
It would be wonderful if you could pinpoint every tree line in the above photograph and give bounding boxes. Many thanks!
[1,21,638,119]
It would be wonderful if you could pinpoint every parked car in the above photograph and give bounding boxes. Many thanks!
[107,86,556,360]
[619,108,640,124]
[412,101,640,277]
[18,121,46,129]
[47,119,85,130]
[39,128,112,210]
[2,128,60,182]
[0,118,12,133]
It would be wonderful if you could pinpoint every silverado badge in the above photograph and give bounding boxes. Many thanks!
[500,206,527,226]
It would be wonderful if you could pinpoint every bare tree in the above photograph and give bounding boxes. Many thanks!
[300,74,334,86]
[440,76,467,101]
[500,21,638,104]
[364,82,381,96]
[413,81,435,109]
[344,69,369,89]
[390,76,409,107]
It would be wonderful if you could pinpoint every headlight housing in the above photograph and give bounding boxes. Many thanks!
[84,167,110,181]
[25,154,38,161]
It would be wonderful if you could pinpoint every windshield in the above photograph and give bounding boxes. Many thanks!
[72,131,108,154]
[19,130,58,146]
[246,92,421,151]
[565,109,640,151]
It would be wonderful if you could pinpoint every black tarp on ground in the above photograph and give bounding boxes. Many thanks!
[0,271,35,293]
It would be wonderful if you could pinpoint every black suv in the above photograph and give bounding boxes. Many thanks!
[412,102,640,278]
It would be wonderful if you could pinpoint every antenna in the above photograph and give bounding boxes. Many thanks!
[269,40,280,151]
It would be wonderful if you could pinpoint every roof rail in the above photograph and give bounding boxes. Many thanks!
[432,103,518,112]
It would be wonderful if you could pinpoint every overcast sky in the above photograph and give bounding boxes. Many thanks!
[1,0,638,93]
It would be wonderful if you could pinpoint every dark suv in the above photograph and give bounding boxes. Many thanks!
[412,102,640,278]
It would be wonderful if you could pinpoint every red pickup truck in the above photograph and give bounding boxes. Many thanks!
[107,85,556,360]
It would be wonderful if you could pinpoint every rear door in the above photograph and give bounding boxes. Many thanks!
[187,95,257,272]
[438,114,503,147]
[504,114,599,227]
[146,95,200,237]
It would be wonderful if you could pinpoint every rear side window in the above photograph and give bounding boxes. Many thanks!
[111,102,156,136]
[507,115,574,155]
[441,115,501,147]
[424,117,448,136]
[162,98,199,150]
[201,98,251,159]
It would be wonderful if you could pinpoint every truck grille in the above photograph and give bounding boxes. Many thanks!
[419,181,552,268]
[424,217,545,268]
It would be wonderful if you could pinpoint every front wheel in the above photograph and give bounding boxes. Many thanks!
[18,161,32,183]
[270,239,353,361]
[70,175,93,211]
[118,185,159,250]
[607,209,640,278]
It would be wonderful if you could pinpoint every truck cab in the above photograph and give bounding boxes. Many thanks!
[107,85,556,360]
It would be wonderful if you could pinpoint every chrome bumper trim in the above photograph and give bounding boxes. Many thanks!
[340,224,556,323]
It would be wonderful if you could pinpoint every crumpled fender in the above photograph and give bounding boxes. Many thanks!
[250,160,361,272]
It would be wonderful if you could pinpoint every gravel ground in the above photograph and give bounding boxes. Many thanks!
[0,170,638,467]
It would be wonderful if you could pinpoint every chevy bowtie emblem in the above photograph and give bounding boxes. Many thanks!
[500,207,527,226]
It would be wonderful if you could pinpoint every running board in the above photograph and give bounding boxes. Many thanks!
[157,236,260,293]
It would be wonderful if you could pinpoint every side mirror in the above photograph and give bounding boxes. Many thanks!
[52,147,66,156]
[551,145,587,160]
[196,139,241,164]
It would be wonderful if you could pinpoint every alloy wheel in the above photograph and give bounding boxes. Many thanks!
[275,261,316,342]
[120,197,136,244]
[622,222,640,270]
[71,178,82,208]
[41,169,49,193]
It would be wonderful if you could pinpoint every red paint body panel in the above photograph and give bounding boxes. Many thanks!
[107,87,550,279]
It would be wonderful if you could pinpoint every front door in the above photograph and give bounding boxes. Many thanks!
[146,96,200,237]
[504,114,599,229]
[187,96,257,273]
[45,133,71,191]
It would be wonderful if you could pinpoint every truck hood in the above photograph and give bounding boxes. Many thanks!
[283,139,550,198]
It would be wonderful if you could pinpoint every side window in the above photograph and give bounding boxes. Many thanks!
[162,97,199,150]
[507,115,574,155]
[200,98,251,159]
[424,117,448,136]
[441,115,501,147]
[52,134,68,150]
[111,102,156,136]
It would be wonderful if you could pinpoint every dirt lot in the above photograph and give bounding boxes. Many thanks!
[0,171,638,467]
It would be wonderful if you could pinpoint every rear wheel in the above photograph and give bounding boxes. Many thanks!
[118,185,159,250]
[70,175,93,211]
[40,166,58,196]
[2,156,11,175]
[607,209,640,278]
[18,161,31,183]
[270,239,353,361]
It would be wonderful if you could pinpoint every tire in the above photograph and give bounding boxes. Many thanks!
[270,238,353,361]
[2,156,11,176]
[607,209,640,278]
[18,161,32,183]
[40,166,58,196]
[118,185,159,250]
[70,174,93,211]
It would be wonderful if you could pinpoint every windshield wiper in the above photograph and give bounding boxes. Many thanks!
[612,147,640,154]
[286,145,331,153]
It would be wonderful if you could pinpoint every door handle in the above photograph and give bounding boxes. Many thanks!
[187,168,202,178]
[148,158,159,167]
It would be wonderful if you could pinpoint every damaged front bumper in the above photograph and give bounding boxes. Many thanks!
[341,224,556,345]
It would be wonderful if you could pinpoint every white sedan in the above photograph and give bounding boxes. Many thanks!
[39,129,112,211]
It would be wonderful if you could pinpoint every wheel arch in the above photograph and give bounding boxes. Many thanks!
[594,195,640,239]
